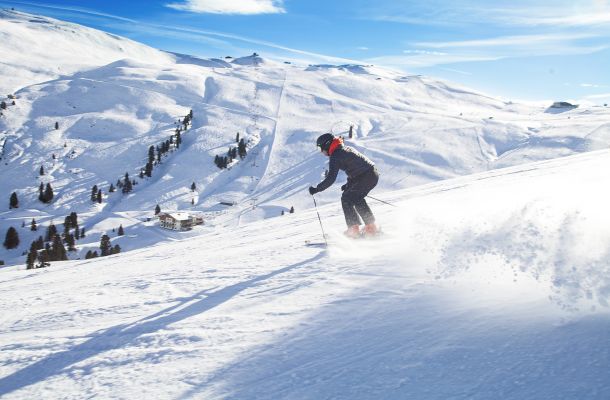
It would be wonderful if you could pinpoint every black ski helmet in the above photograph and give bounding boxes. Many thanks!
[316,133,334,152]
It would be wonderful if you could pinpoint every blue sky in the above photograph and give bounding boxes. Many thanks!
[1,0,609,103]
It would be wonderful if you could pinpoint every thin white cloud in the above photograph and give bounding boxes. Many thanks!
[403,49,448,56]
[440,67,473,76]
[373,15,457,27]
[489,9,610,27]
[416,33,599,49]
[165,0,285,15]
[406,32,609,63]
[365,1,610,30]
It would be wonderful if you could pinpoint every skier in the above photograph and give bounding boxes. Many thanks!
[308,133,379,238]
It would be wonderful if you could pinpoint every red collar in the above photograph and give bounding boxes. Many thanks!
[328,137,343,156]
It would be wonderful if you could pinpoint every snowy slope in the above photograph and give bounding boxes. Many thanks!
[0,9,174,94]
[1,9,610,270]
[1,149,609,399]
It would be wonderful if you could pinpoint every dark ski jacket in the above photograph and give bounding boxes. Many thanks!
[315,138,375,192]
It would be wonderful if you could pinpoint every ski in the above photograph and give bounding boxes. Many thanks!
[305,239,327,247]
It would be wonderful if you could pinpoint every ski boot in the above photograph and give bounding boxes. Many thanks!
[344,225,361,239]
[361,223,379,238]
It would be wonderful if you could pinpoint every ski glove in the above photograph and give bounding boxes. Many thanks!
[308,186,318,195]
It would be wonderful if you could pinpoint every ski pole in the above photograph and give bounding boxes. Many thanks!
[312,195,328,246]
[367,195,399,208]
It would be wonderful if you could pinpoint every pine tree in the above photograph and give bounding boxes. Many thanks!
[236,132,240,143]
[55,121,59,130]
[290,206,295,214]
[100,234,111,257]
[64,215,73,230]
[36,236,44,250]
[41,183,54,203]
[122,179,132,194]
[191,198,194,205]
[96,189,102,204]
[69,212,78,227]
[36,249,51,268]
[85,250,93,259]
[45,223,57,242]
[117,225,124,236]
[0,101,6,110]
[80,227,86,238]
[155,204,161,215]
[66,233,76,251]
[122,173,132,194]
[145,161,153,178]
[109,183,115,193]
[238,138,247,159]
[148,145,155,164]
[176,130,182,148]
[91,250,98,258]
[30,218,37,231]
[112,244,121,254]
[51,235,67,261]
[91,185,98,202]
[3,227,19,249]
[74,224,80,240]
[39,165,44,175]
[9,192,18,209]
[26,242,37,269]
[62,223,69,240]
[38,182,44,201]
[191,182,196,191]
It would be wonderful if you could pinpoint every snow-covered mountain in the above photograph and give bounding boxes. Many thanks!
[2,9,609,268]
[0,9,174,96]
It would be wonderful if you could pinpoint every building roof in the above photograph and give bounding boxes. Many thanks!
[167,212,191,221]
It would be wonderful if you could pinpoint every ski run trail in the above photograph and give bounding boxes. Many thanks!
[1,9,610,400]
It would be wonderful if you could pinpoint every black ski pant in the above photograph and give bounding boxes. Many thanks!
[341,168,379,227]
